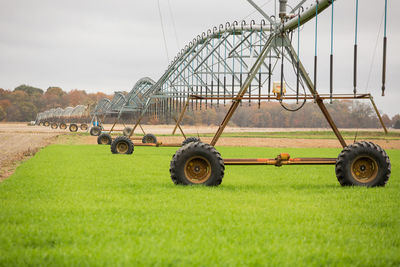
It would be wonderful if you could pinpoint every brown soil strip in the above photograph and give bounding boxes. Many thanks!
[0,133,59,181]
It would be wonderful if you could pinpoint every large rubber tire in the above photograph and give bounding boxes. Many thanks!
[50,122,58,129]
[142,133,157,144]
[59,123,67,130]
[80,124,88,131]
[69,123,78,132]
[335,141,391,187]
[170,142,224,186]
[39,122,44,126]
[182,137,201,146]
[111,136,134,154]
[44,121,50,127]
[90,126,102,136]
[123,127,133,137]
[97,133,112,145]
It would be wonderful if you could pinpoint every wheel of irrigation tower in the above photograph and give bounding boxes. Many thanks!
[97,133,112,145]
[110,136,134,154]
[50,123,58,129]
[39,122,44,126]
[59,123,67,130]
[90,126,102,136]
[69,123,78,132]
[181,137,201,147]
[170,142,224,186]
[44,121,50,127]
[142,133,157,144]
[80,124,88,131]
[335,141,391,187]
[122,127,133,137]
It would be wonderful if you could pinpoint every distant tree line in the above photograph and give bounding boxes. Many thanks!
[150,100,400,129]
[0,85,111,122]
[0,84,399,129]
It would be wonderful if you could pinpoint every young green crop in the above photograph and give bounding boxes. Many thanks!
[0,145,399,266]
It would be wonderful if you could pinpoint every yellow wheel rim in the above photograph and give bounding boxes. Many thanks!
[351,155,378,183]
[116,142,129,154]
[184,156,211,184]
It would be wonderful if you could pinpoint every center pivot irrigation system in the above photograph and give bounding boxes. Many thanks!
[36,105,90,132]
[163,0,391,187]
[93,77,168,149]
[104,0,391,187]
[101,0,390,187]
[36,0,391,187]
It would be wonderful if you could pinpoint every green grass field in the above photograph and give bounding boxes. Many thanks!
[0,144,399,266]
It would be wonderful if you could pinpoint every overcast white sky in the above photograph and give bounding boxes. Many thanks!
[0,0,399,116]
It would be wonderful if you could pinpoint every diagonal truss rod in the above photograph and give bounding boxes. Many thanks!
[210,34,275,146]
[210,30,346,148]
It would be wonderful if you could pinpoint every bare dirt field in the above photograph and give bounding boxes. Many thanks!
[1,122,399,180]
[0,124,60,179]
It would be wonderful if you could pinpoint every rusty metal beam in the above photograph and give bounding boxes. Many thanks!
[369,95,388,134]
[172,98,190,135]
[315,97,347,148]
[224,157,337,165]
[190,94,371,101]
[138,123,146,135]
[129,117,143,138]
[284,36,347,148]
[173,117,187,139]
[108,118,119,134]
[133,142,182,147]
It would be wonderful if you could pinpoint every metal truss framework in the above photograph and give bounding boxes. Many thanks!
[36,0,388,143]
[113,0,387,144]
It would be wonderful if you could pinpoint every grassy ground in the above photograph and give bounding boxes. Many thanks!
[0,145,399,266]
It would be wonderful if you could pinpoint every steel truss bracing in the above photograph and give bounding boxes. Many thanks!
[36,0,388,142]
[165,0,391,188]
[121,0,386,143]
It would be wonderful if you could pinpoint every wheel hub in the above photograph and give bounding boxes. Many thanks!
[184,156,211,184]
[101,137,109,144]
[351,156,378,183]
[117,142,128,153]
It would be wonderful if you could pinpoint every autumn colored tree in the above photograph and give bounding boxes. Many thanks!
[0,85,113,122]
[0,106,6,121]
[67,90,89,106]
[391,114,400,128]
[0,83,398,127]
[14,85,43,95]
[381,114,392,128]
